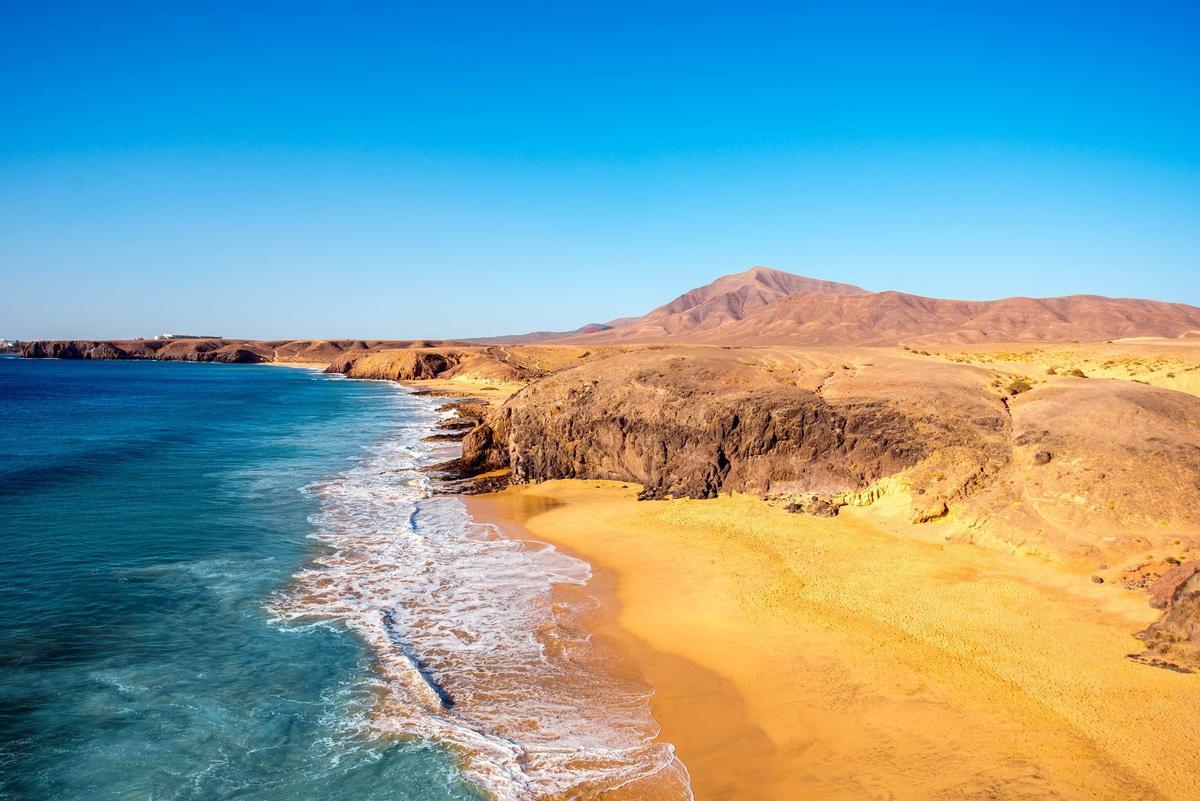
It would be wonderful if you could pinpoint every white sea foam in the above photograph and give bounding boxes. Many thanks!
[271,389,692,800]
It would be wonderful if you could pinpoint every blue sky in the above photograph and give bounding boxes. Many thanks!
[2,1,1198,339]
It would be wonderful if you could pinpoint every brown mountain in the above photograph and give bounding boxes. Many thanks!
[556,266,1200,345]
[463,322,614,345]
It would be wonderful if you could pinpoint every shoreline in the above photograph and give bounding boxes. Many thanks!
[15,342,1200,796]
[260,360,330,369]
[281,385,695,800]
[467,492,766,801]
[468,480,1200,801]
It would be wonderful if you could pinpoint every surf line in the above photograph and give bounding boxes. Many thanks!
[381,607,456,710]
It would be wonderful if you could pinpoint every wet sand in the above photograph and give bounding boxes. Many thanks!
[468,481,1200,801]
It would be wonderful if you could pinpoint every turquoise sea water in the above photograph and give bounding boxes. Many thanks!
[0,356,483,800]
[0,355,692,801]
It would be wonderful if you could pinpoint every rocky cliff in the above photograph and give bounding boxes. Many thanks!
[454,346,1200,561]
[464,352,926,499]
[20,339,268,363]
[17,338,463,365]
[454,349,1016,515]
[326,348,540,384]
[1135,562,1200,671]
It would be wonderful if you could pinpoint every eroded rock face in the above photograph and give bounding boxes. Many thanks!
[325,347,542,385]
[19,339,268,363]
[1149,563,1200,610]
[1136,563,1200,672]
[326,350,461,380]
[460,416,511,474]
[18,338,466,366]
[21,340,115,359]
[209,347,264,364]
[465,350,930,499]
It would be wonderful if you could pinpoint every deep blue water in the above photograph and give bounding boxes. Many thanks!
[0,356,483,801]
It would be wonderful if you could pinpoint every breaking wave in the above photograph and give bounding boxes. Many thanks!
[271,388,692,800]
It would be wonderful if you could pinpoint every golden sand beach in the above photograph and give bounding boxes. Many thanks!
[470,481,1200,801]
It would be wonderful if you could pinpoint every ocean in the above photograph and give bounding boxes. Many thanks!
[0,356,689,801]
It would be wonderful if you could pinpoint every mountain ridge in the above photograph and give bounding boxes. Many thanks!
[545,267,1200,345]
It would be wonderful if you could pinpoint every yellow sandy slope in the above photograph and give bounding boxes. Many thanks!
[925,338,1200,398]
[472,481,1200,801]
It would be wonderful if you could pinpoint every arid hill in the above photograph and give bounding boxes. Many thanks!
[455,345,1200,554]
[462,322,615,345]
[544,266,1200,345]
[325,343,641,385]
[22,267,1200,356]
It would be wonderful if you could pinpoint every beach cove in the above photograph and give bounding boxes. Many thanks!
[471,480,1200,801]
[15,335,1200,801]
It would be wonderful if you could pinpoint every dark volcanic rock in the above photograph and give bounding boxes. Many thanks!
[438,418,478,432]
[1149,562,1200,610]
[462,351,928,500]
[324,350,461,379]
[456,415,513,475]
[785,496,842,517]
[208,347,265,364]
[21,340,130,359]
[20,338,468,367]
[19,338,270,363]
[437,400,488,419]
[435,471,513,496]
[424,432,470,442]
[1135,561,1200,671]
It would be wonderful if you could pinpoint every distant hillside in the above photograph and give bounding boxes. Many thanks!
[547,266,1200,345]
[19,268,1200,351]
[463,323,614,345]
[17,338,463,364]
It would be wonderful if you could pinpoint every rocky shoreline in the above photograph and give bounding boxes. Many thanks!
[17,337,464,365]
[18,335,1200,672]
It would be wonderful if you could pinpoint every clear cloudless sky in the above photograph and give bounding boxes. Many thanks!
[1,0,1198,339]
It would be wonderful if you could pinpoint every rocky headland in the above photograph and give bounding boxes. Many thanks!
[17,337,462,364]
[19,268,1200,672]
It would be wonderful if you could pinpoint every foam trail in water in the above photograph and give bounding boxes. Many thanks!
[272,388,692,801]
